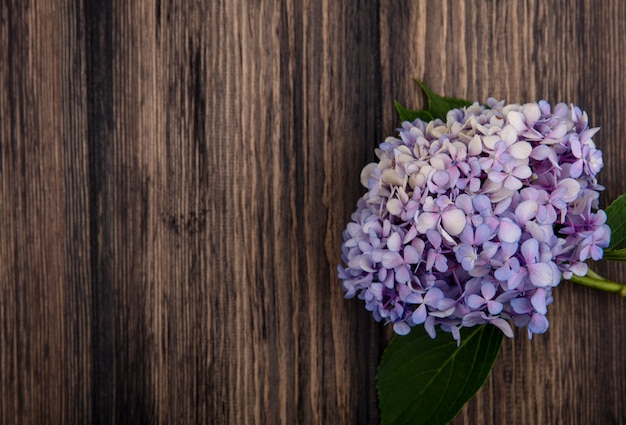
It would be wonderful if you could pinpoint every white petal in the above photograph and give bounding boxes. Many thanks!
[507,111,526,131]
[387,232,402,252]
[557,178,581,203]
[500,125,518,145]
[508,141,532,159]
[503,175,523,191]
[386,198,403,216]
[468,135,483,156]
[360,163,377,187]
[441,209,466,236]
[482,135,500,150]
[382,169,406,186]
[515,200,538,223]
[498,219,522,243]
[430,156,446,171]
[522,103,541,124]
[416,212,440,234]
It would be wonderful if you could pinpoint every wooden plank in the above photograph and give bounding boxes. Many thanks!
[109,1,382,423]
[2,0,626,423]
[2,0,383,423]
[0,0,92,423]
[380,1,626,424]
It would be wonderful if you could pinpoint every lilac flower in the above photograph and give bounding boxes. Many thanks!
[339,98,609,343]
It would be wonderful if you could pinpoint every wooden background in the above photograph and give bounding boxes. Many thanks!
[1,1,625,424]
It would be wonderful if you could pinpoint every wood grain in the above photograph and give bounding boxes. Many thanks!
[1,0,625,424]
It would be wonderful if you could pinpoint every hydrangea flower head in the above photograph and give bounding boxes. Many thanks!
[338,98,610,342]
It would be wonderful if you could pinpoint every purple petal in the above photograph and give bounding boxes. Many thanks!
[426,229,442,248]
[434,255,448,273]
[429,305,456,318]
[480,241,499,260]
[462,311,486,327]
[591,245,604,261]
[570,137,582,157]
[487,300,504,315]
[493,197,512,215]
[528,313,549,334]
[531,288,547,314]
[494,265,512,281]
[347,255,364,270]
[490,318,514,338]
[461,253,476,272]
[472,194,492,213]
[382,271,395,289]
[527,262,555,287]
[568,261,588,276]
[393,321,411,335]
[424,316,437,339]
[467,294,485,309]
[474,223,493,245]
[520,238,539,263]
[455,194,474,213]
[507,268,527,290]
[404,225,419,244]
[395,266,411,284]
[569,160,583,178]
[359,256,376,273]
[405,292,423,304]
[424,287,444,306]
[369,283,384,300]
[500,241,519,258]
[426,250,437,271]
[531,145,553,160]
[481,282,497,300]
[488,170,507,183]
[411,238,426,257]
[432,170,450,186]
[510,297,533,314]
[403,245,421,264]
[381,251,403,269]
[437,298,457,311]
[412,304,427,324]
[512,165,532,179]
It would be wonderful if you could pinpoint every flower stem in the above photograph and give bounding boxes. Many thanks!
[584,268,606,281]
[568,272,626,297]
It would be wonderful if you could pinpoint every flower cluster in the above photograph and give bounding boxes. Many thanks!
[338,99,610,341]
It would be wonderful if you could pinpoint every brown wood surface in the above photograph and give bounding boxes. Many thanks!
[1,1,625,424]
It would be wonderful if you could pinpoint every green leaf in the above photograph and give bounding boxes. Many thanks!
[415,79,473,121]
[604,192,626,252]
[394,100,433,123]
[377,325,504,425]
[602,248,626,261]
